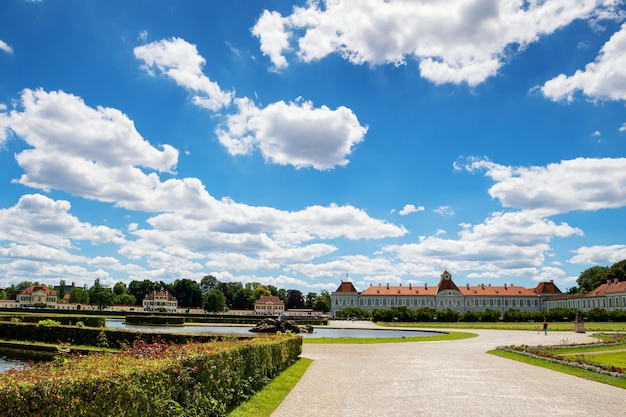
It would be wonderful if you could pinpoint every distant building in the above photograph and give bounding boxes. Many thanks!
[15,285,57,308]
[544,278,626,311]
[143,290,178,313]
[254,295,285,316]
[330,271,563,316]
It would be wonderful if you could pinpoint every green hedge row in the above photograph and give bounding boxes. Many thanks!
[0,322,250,348]
[0,336,302,416]
[0,313,105,327]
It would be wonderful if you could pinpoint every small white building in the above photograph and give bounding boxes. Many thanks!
[16,285,57,308]
[143,290,178,313]
[254,295,285,316]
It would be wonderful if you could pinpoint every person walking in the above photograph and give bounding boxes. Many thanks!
[543,320,548,335]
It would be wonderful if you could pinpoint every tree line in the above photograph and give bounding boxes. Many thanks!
[0,275,331,313]
[568,259,626,294]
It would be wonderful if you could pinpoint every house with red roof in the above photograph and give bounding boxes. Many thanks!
[16,285,57,308]
[254,295,285,316]
[143,290,178,313]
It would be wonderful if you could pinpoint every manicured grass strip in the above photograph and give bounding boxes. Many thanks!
[379,321,626,332]
[488,349,626,390]
[228,358,312,417]
[586,352,626,368]
[542,343,626,355]
[303,331,477,344]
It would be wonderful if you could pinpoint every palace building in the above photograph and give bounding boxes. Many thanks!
[330,270,564,316]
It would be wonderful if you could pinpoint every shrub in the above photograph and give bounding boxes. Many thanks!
[436,308,460,322]
[0,336,302,417]
[37,319,61,327]
[460,310,480,322]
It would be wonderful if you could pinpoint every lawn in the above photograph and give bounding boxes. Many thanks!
[378,321,626,332]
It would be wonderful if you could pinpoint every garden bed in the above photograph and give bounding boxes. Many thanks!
[496,333,626,378]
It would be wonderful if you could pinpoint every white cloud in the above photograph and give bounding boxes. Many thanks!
[540,22,626,102]
[0,40,13,55]
[620,123,626,131]
[137,30,148,42]
[134,37,233,110]
[216,97,368,170]
[461,156,626,215]
[0,194,124,248]
[569,244,626,264]
[434,206,455,216]
[399,204,424,216]
[382,210,582,281]
[251,10,290,71]
[252,0,619,86]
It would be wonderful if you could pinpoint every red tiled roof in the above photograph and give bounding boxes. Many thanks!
[361,283,437,296]
[587,280,626,297]
[255,295,284,305]
[333,281,359,293]
[533,281,563,295]
[360,283,538,297]
[143,290,177,301]
[19,285,56,296]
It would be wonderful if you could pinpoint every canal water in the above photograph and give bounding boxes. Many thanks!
[0,319,440,372]
[103,318,439,339]
[0,355,28,373]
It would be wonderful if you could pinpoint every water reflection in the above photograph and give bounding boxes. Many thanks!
[104,318,439,338]
[0,355,28,373]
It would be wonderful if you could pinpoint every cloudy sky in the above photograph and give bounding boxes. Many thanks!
[1,0,626,294]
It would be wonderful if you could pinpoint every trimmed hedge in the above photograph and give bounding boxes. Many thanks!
[0,336,302,416]
[0,313,105,327]
[0,322,250,348]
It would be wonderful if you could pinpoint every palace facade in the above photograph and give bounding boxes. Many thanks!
[330,271,564,316]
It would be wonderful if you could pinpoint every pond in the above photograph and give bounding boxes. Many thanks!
[0,355,28,373]
[0,319,441,372]
[104,318,440,339]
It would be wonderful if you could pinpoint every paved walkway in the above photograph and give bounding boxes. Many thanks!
[271,322,626,417]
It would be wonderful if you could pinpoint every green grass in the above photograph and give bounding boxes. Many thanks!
[488,349,626,389]
[379,321,626,332]
[587,352,626,368]
[228,358,312,417]
[303,331,477,344]
[542,343,626,355]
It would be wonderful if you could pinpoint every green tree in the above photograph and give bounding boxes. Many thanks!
[69,283,89,304]
[219,282,243,308]
[609,259,626,281]
[286,289,305,309]
[57,279,67,301]
[0,290,7,300]
[128,279,158,304]
[305,292,317,309]
[268,285,286,302]
[312,290,331,313]
[577,265,610,293]
[251,285,272,305]
[436,308,460,322]
[171,279,202,308]
[200,275,221,296]
[114,293,137,306]
[203,289,227,313]
[89,279,115,311]
[113,282,127,296]
[232,286,253,309]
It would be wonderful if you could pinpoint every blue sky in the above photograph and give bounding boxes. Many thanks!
[1,0,626,294]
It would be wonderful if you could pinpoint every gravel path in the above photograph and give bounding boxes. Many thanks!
[271,322,626,417]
